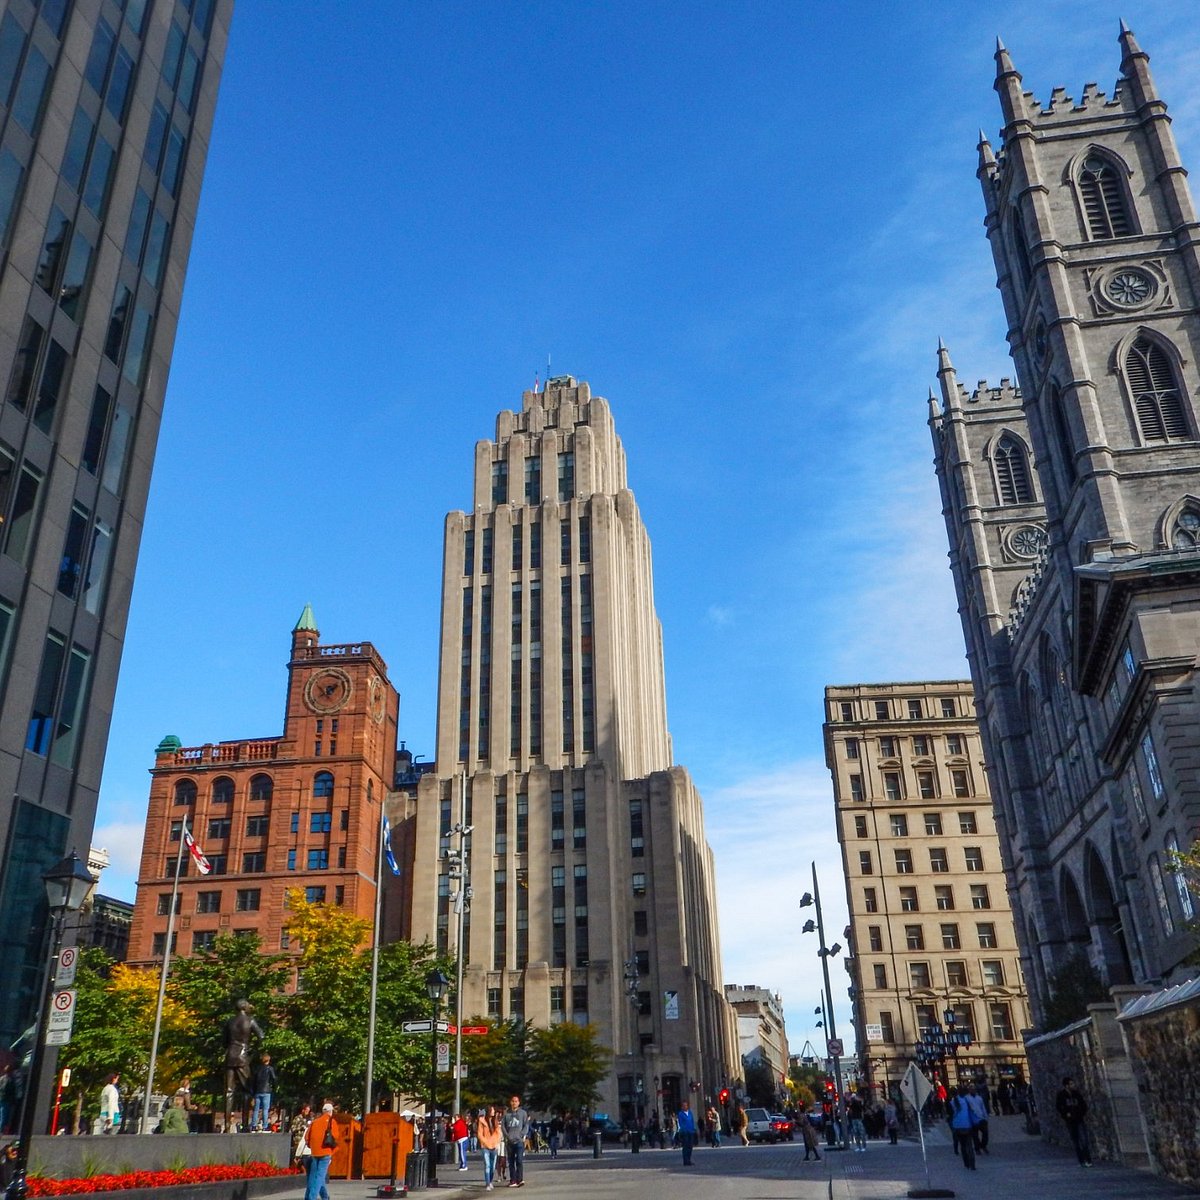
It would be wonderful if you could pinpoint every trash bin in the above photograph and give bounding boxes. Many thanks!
[630,1129,641,1153]
[405,1152,428,1190]
[592,1131,603,1158]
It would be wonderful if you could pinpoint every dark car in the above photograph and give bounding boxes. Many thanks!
[769,1113,794,1141]
[588,1117,626,1144]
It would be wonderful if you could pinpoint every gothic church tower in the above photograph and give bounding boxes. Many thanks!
[930,29,1200,1022]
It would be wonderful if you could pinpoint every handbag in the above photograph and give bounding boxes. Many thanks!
[322,1118,338,1149]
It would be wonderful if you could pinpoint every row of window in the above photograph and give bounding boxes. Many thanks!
[857,846,986,875]
[162,844,349,876]
[489,452,576,507]
[157,886,261,915]
[847,733,967,759]
[836,697,961,723]
[465,516,592,576]
[868,956,1009,990]
[853,811,979,838]
[862,882,993,914]
[170,809,349,842]
[874,1001,1015,1045]
[893,922,990,953]
[172,773,332,805]
[485,983,589,1026]
[848,767,974,803]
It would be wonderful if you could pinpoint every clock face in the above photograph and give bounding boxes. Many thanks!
[367,676,386,725]
[1105,269,1154,307]
[304,667,353,714]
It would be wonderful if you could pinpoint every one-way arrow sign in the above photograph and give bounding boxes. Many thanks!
[401,1020,451,1034]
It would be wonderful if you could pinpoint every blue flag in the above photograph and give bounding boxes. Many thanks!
[382,812,402,876]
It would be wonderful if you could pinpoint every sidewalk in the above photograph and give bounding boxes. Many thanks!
[833,1113,1197,1200]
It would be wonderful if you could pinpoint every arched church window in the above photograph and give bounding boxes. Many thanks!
[313,770,334,798]
[1125,337,1190,442]
[994,435,1034,504]
[1079,155,1134,239]
[1170,501,1200,549]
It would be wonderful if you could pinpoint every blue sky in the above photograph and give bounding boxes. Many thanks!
[93,3,1200,1060]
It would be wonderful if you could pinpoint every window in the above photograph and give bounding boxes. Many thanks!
[977,922,997,948]
[516,792,529,853]
[1141,733,1166,804]
[169,820,183,842]
[941,923,961,950]
[890,814,909,838]
[164,856,186,876]
[879,736,898,758]
[248,773,272,802]
[634,910,648,936]
[958,811,978,834]
[839,702,854,721]
[1125,337,1189,442]
[1167,832,1196,920]
[524,455,541,502]
[970,884,991,910]
[883,772,902,801]
[845,737,860,759]
[1150,852,1175,934]
[873,964,887,989]
[950,769,972,797]
[310,812,333,834]
[307,849,328,870]
[26,634,90,766]
[853,815,867,838]
[874,701,889,720]
[287,849,296,870]
[491,460,508,504]
[481,527,493,574]
[864,887,878,913]
[211,777,234,805]
[924,812,942,835]
[858,850,873,875]
[946,734,963,755]
[940,698,956,719]
[905,925,924,951]
[313,771,334,798]
[849,774,864,802]
[629,798,644,858]
[994,435,1034,504]
[909,961,931,987]
[487,988,501,1016]
[560,518,570,565]
[879,1012,896,1043]
[990,1003,1015,1040]
[207,855,227,875]
[929,848,948,873]
[1079,154,1134,239]
[557,451,574,500]
[916,770,936,799]
[868,925,883,952]
[246,815,269,837]
[907,699,923,720]
[964,847,984,872]
[305,886,327,904]
[912,735,930,756]
[236,888,260,912]
[632,873,646,895]
[156,893,179,916]
[191,931,216,953]
[242,852,266,873]
[895,849,913,874]
[899,886,918,912]
[174,780,196,806]
[981,960,1005,987]
[196,891,220,914]
[935,885,954,911]
[946,960,968,987]
[572,788,586,849]
[915,1004,938,1036]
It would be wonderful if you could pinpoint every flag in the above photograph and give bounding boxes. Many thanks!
[183,825,212,875]
[382,813,401,877]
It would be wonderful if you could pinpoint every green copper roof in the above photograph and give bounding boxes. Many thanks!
[293,602,318,633]
[156,734,182,753]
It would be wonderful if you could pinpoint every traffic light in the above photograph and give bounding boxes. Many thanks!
[718,1088,730,1105]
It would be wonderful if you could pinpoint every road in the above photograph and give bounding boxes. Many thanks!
[324,1115,1198,1200]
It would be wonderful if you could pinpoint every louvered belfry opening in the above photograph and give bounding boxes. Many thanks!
[995,437,1033,504]
[1080,156,1134,238]
[1126,337,1190,441]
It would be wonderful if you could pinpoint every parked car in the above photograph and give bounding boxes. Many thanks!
[745,1107,774,1142]
[588,1116,626,1144]
[769,1113,794,1141]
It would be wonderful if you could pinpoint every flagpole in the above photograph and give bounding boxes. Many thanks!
[364,798,387,1115]
[142,819,187,1132]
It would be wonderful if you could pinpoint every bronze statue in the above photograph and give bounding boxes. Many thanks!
[223,999,264,1131]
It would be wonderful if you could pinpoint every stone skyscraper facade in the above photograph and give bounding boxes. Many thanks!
[929,28,1200,1025]
[409,376,737,1117]
[0,0,232,1047]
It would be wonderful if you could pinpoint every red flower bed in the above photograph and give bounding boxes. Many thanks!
[28,1162,300,1196]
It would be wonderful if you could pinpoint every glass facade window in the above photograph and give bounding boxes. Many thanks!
[11,45,50,133]
[935,885,954,910]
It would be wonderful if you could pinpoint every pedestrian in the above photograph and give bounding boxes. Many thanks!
[496,1132,508,1182]
[158,1094,191,1135]
[99,1074,121,1134]
[732,1103,749,1146]
[1054,1076,1092,1167]
[801,1111,822,1161]
[451,1112,470,1171]
[934,1079,948,1119]
[705,1103,721,1147]
[947,1087,976,1170]
[304,1102,338,1200]
[290,1103,313,1165]
[477,1106,502,1191]
[847,1093,867,1152]
[548,1113,563,1158]
[251,1054,276,1132]
[676,1099,697,1165]
[501,1094,530,1188]
[884,1098,899,1145]
[965,1083,988,1153]
[976,1076,992,1118]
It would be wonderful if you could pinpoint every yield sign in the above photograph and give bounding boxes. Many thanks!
[900,1061,933,1112]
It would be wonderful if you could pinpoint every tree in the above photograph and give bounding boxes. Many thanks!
[458,1018,529,1110]
[743,1058,777,1108]
[525,1023,609,1114]
[1040,950,1108,1031]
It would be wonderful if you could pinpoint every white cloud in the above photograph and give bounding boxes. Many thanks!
[705,605,734,628]
[90,821,147,885]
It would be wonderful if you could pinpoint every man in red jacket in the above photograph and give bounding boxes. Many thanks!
[451,1113,470,1171]
[304,1102,339,1200]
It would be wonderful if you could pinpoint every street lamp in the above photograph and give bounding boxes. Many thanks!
[13,853,95,1199]
[425,969,449,1188]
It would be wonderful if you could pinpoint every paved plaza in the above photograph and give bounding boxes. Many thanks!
[321,1115,1197,1200]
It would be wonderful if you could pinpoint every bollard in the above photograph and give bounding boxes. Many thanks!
[631,1128,641,1154]
[592,1131,603,1158]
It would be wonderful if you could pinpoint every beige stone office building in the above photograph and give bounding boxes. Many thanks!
[824,681,1030,1096]
[406,376,737,1119]
[725,984,790,1105]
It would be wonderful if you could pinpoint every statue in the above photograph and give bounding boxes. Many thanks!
[223,999,264,1132]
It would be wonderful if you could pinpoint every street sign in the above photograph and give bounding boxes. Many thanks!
[899,1061,933,1112]
[55,946,78,988]
[460,1026,489,1036]
[436,1042,450,1072]
[60,1069,72,1087]
[864,1023,883,1041]
[401,1020,451,1034]
[457,1064,468,1078]
[46,989,76,1044]
[827,1038,844,1056]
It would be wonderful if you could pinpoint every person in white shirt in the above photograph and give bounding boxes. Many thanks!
[99,1074,121,1134]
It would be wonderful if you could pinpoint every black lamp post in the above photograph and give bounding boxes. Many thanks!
[13,853,96,1199]
[425,969,449,1188]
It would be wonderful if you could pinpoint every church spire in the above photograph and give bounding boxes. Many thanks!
[994,36,1026,126]
[291,603,319,656]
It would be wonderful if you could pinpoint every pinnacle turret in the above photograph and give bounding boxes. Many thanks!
[994,36,1019,81]
[937,338,955,374]
[977,129,996,171]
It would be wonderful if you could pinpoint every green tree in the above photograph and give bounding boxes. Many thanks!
[743,1058,776,1108]
[1040,950,1108,1031]
[525,1023,609,1114]
[458,1017,529,1109]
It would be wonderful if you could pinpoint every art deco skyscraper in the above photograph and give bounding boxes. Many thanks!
[0,0,232,1046]
[409,376,736,1117]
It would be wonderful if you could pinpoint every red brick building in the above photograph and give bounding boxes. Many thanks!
[127,608,401,967]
